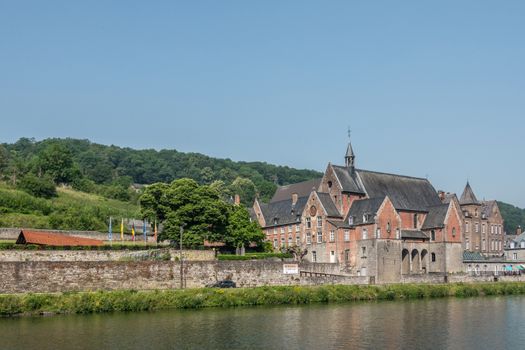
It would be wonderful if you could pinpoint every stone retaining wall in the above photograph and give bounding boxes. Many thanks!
[0,260,368,293]
[0,228,150,242]
[0,249,215,262]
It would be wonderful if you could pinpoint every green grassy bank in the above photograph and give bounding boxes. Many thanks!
[2,282,525,317]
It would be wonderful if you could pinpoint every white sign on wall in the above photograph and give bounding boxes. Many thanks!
[283,263,299,275]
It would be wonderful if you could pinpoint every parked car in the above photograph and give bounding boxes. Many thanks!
[207,280,236,288]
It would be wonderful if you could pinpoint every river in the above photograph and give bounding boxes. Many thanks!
[2,296,525,350]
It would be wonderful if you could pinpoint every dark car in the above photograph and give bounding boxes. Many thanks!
[207,280,236,288]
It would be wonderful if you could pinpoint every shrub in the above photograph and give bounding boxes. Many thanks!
[18,174,57,199]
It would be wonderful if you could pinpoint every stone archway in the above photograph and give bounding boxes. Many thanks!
[411,249,420,274]
[402,249,410,275]
[421,249,428,274]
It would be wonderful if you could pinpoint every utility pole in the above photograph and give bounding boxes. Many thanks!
[180,223,185,289]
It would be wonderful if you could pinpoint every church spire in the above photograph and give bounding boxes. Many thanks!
[345,127,355,169]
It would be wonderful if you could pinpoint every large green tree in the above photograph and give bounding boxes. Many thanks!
[38,143,78,184]
[225,205,264,249]
[140,179,230,247]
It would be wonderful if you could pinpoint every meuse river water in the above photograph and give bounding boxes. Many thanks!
[2,296,525,350]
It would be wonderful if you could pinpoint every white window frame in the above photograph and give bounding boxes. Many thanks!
[317,231,323,243]
[376,228,381,239]
[362,228,368,240]
[329,230,335,242]
[317,216,323,228]
[344,230,350,242]
[306,217,311,229]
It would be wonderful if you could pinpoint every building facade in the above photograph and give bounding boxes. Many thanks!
[457,182,504,257]
[253,139,465,283]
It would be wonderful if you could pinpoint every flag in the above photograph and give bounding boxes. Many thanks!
[154,220,158,243]
[108,217,113,242]
[120,219,124,241]
[143,219,147,243]
[132,223,135,241]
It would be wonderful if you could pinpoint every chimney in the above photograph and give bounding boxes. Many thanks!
[234,194,240,206]
[438,190,445,201]
[518,226,522,236]
[292,193,298,206]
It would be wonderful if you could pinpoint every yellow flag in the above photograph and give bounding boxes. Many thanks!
[131,223,135,241]
[120,219,124,241]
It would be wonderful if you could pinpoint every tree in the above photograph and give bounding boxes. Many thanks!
[229,177,257,207]
[140,178,230,248]
[18,173,57,198]
[0,145,9,178]
[38,143,77,184]
[225,205,264,250]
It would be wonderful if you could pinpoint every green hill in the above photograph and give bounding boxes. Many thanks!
[0,182,139,231]
[498,201,525,235]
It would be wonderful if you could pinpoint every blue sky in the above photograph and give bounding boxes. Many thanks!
[0,1,524,207]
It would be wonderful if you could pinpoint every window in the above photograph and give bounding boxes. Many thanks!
[274,218,278,225]
[312,251,317,262]
[396,228,400,239]
[376,228,381,239]
[452,227,456,237]
[521,242,525,249]
[361,246,366,256]
[482,224,486,234]
[482,239,486,251]
[510,242,515,249]
[513,253,518,260]
[475,209,478,217]
[475,223,479,233]
[348,216,354,225]
[465,222,469,233]
[317,232,323,243]
[273,228,277,235]
[288,225,292,233]
[491,240,495,251]
[466,238,470,250]
[281,237,285,246]
[306,217,311,229]
[431,230,435,241]
[431,253,436,262]
[317,216,323,228]
[295,224,300,232]
[329,230,335,242]
[288,235,293,244]
[344,249,350,262]
[273,239,278,248]
[281,227,285,234]
[413,213,418,229]
[344,230,350,242]
[296,236,300,245]
[328,181,333,188]
[362,228,368,240]
[306,233,311,244]
[386,221,391,233]
[491,225,494,234]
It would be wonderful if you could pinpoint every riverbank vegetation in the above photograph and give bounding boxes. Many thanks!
[2,283,525,317]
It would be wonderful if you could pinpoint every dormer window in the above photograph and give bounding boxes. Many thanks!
[348,216,354,225]
[328,181,333,189]
[273,218,278,225]
[363,214,367,223]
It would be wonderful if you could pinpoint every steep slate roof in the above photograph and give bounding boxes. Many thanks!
[260,196,309,227]
[16,230,104,246]
[401,230,429,240]
[422,204,450,229]
[512,232,525,244]
[345,197,385,225]
[316,192,342,218]
[356,169,441,211]
[463,251,486,261]
[331,165,365,194]
[481,200,497,218]
[270,178,321,203]
[460,182,480,205]
[442,193,457,204]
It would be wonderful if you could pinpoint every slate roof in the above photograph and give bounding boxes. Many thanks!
[260,196,309,227]
[512,232,525,244]
[16,230,104,246]
[463,251,486,261]
[327,219,351,229]
[481,200,497,218]
[331,165,365,194]
[270,178,321,203]
[460,182,480,205]
[421,204,449,229]
[345,197,385,225]
[356,169,442,211]
[401,230,429,240]
[316,192,342,218]
[441,193,457,204]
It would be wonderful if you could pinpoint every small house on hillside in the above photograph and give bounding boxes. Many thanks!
[16,230,104,247]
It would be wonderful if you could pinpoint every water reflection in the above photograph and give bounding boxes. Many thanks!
[1,297,525,350]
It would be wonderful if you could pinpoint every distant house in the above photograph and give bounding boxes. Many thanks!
[16,230,104,247]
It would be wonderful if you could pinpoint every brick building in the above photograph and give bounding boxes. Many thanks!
[455,182,505,257]
[253,139,464,282]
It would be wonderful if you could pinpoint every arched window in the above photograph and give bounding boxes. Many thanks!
[386,221,391,233]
